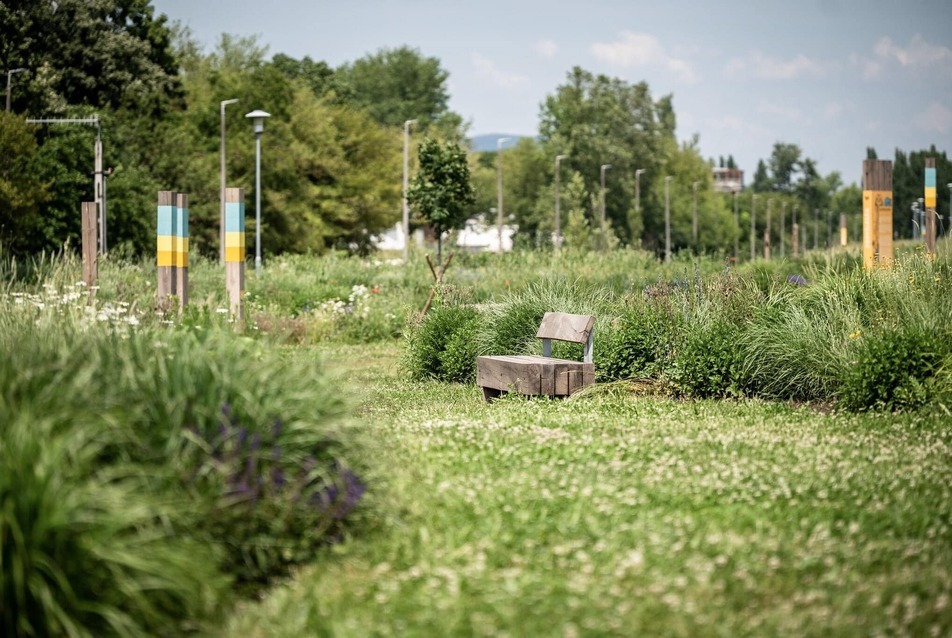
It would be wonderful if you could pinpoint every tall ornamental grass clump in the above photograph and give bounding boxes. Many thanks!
[0,285,375,634]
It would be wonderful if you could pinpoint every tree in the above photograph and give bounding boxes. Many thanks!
[0,0,182,116]
[752,159,771,193]
[0,113,49,253]
[406,138,475,264]
[335,46,454,129]
[538,67,672,246]
[768,142,802,194]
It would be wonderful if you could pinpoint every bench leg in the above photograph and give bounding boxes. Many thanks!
[481,386,502,403]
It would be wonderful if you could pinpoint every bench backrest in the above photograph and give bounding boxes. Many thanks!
[536,312,595,363]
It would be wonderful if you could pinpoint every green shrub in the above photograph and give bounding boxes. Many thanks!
[404,305,483,381]
[596,297,678,381]
[840,326,947,412]
[671,315,749,398]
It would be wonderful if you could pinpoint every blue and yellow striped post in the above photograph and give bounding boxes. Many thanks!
[175,192,189,310]
[925,159,937,254]
[225,187,245,317]
[157,190,176,304]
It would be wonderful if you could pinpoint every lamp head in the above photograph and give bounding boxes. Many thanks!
[245,109,271,134]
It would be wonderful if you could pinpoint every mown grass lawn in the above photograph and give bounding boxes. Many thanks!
[231,342,952,637]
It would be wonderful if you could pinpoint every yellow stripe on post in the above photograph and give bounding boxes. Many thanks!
[226,246,246,263]
[157,250,175,267]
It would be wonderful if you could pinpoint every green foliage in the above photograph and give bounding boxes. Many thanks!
[671,314,749,398]
[0,114,49,254]
[840,327,945,412]
[407,137,476,261]
[596,296,678,381]
[404,305,482,382]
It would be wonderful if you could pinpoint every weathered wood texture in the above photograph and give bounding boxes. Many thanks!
[840,213,848,247]
[477,312,596,402]
[925,158,937,254]
[174,192,188,311]
[81,202,98,286]
[863,159,893,269]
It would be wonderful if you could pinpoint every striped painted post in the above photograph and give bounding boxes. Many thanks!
[225,187,245,318]
[157,191,176,304]
[174,192,189,310]
[925,159,937,254]
[862,160,893,269]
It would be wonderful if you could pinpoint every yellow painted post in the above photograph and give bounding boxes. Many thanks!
[862,160,893,269]
[157,191,176,304]
[925,158,937,255]
[225,187,245,318]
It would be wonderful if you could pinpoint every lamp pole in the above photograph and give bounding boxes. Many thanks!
[733,191,739,261]
[402,119,417,263]
[220,98,239,263]
[692,180,700,251]
[496,137,511,252]
[765,198,773,260]
[5,68,25,112]
[600,164,611,250]
[245,110,271,275]
[918,197,925,243]
[750,193,757,261]
[947,184,952,237]
[780,201,786,258]
[664,176,672,263]
[555,154,568,251]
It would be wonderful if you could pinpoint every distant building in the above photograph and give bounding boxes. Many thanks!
[712,168,744,193]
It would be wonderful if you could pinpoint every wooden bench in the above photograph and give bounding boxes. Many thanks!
[476,312,595,402]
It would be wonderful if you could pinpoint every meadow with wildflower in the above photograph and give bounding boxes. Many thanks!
[2,242,952,636]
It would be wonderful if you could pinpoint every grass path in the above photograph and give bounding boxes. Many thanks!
[228,343,952,637]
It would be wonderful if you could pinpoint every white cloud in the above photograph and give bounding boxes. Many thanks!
[917,102,952,134]
[535,39,558,59]
[822,100,854,121]
[590,31,697,83]
[724,51,824,80]
[758,100,809,124]
[856,34,952,81]
[471,52,529,90]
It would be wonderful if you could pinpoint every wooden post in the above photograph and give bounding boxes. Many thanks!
[925,158,937,255]
[792,222,799,259]
[157,191,176,305]
[81,202,98,286]
[863,160,893,269]
[840,213,848,247]
[174,192,189,311]
[225,187,245,318]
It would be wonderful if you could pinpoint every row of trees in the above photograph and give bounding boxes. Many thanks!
[1,0,947,260]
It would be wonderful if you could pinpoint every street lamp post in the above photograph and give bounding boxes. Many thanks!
[664,176,672,263]
[918,197,925,242]
[554,154,568,251]
[733,191,739,261]
[692,181,700,251]
[780,201,786,258]
[600,164,612,250]
[947,184,952,237]
[5,68,25,112]
[402,119,417,263]
[496,137,511,252]
[911,202,919,240]
[765,198,773,260]
[245,109,271,276]
[750,193,757,261]
[220,98,239,263]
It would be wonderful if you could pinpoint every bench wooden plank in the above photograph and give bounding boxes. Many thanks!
[536,312,595,344]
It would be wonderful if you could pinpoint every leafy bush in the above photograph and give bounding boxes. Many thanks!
[404,305,483,382]
[840,326,947,412]
[596,296,679,381]
[671,315,749,398]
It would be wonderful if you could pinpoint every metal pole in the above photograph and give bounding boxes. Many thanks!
[600,164,611,250]
[766,198,773,260]
[255,131,262,275]
[733,191,739,261]
[780,201,786,258]
[497,137,510,253]
[220,99,238,264]
[403,119,416,263]
[94,129,104,255]
[555,154,568,251]
[750,193,757,261]
[5,68,25,112]
[692,180,699,251]
[664,176,672,263]
[814,208,819,250]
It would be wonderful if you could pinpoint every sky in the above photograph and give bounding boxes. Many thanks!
[152,0,952,186]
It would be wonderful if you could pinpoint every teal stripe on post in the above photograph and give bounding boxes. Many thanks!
[225,201,245,232]
[925,168,936,188]
[157,205,174,236]
[175,204,189,237]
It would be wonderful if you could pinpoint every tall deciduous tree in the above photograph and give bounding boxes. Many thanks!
[538,67,672,246]
[407,138,475,264]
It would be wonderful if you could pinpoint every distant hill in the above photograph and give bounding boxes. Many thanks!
[468,134,529,153]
